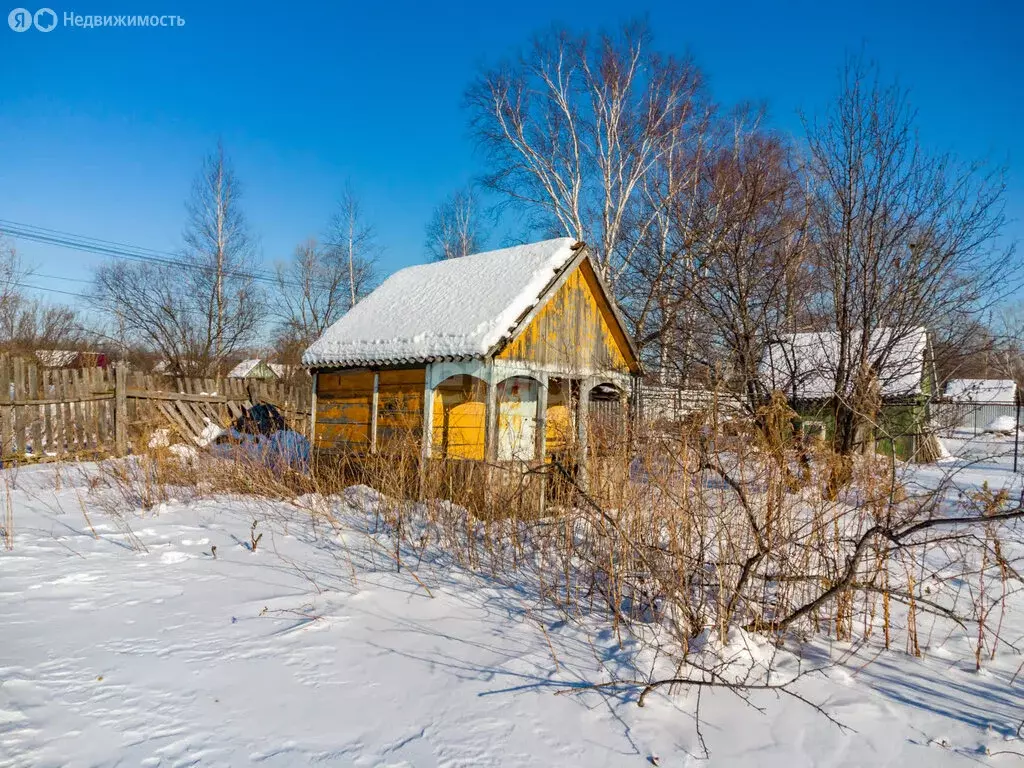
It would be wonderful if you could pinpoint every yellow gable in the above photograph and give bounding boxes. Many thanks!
[497,259,637,374]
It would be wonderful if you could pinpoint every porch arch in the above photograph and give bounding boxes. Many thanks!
[495,375,543,462]
[431,373,488,460]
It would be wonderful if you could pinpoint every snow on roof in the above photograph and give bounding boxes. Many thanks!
[35,350,79,367]
[303,238,581,368]
[153,359,194,374]
[227,359,265,378]
[761,327,928,400]
[944,378,1017,404]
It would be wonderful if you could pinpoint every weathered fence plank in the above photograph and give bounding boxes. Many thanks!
[13,358,26,456]
[115,364,127,456]
[42,369,54,455]
[28,363,41,456]
[58,369,72,453]
[0,358,11,457]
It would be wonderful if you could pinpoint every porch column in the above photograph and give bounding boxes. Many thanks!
[536,372,550,517]
[310,371,318,448]
[484,360,498,462]
[576,378,593,491]
[421,365,434,460]
[370,371,379,454]
[535,372,548,461]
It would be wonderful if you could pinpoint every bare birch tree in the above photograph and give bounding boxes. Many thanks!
[466,21,710,292]
[425,187,487,260]
[182,142,262,374]
[324,185,379,310]
[274,238,353,354]
[93,144,262,376]
[804,58,1017,455]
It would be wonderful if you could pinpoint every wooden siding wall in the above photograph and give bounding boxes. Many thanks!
[497,260,632,374]
[315,367,426,452]
[377,368,426,450]
[316,370,374,448]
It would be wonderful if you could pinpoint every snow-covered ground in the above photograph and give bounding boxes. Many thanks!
[1,439,1023,767]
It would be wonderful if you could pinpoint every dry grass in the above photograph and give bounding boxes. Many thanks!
[1,472,13,550]
[79,409,1024,691]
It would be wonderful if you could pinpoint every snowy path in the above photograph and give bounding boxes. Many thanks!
[1,463,1022,766]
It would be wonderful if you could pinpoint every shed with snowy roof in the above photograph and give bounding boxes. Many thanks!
[227,359,279,380]
[302,238,641,463]
[760,327,934,458]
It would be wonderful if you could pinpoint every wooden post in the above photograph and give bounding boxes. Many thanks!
[114,362,127,457]
[58,370,72,453]
[310,371,318,445]
[0,357,11,459]
[535,372,548,461]
[90,368,104,449]
[13,358,25,457]
[28,361,41,457]
[484,361,498,463]
[536,372,549,517]
[42,369,53,456]
[72,370,87,451]
[576,378,592,491]
[1014,394,1021,474]
[370,371,379,454]
[421,367,434,460]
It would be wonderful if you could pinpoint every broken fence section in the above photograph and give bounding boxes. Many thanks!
[0,357,311,462]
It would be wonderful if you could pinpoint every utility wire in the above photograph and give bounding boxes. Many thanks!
[13,280,275,326]
[0,219,324,291]
[15,281,91,300]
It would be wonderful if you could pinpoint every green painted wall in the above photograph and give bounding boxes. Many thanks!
[793,400,929,461]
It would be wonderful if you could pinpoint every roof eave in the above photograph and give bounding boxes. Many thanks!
[305,352,485,371]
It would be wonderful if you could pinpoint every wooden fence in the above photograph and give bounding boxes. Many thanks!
[0,357,312,462]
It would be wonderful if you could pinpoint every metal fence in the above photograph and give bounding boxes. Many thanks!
[931,400,1020,436]
[635,383,745,424]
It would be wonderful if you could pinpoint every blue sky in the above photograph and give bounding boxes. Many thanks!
[0,0,1021,310]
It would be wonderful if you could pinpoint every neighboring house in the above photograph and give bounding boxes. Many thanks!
[303,238,642,465]
[760,327,933,457]
[35,350,107,369]
[152,360,193,376]
[227,359,279,380]
[944,378,1017,404]
[267,363,309,380]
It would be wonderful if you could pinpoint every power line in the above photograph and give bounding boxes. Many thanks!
[15,281,91,300]
[0,219,310,290]
[34,272,93,285]
[13,280,269,326]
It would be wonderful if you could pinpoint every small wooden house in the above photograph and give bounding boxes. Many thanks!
[35,350,108,369]
[227,359,279,380]
[761,327,934,457]
[302,238,642,466]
